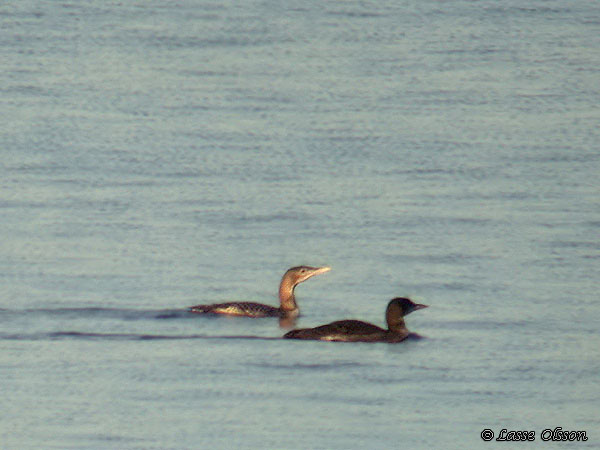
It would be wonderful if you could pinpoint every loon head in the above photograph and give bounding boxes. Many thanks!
[278,265,331,313]
[386,297,428,331]
[283,265,331,286]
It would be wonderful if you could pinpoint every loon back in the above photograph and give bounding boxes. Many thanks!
[190,302,281,317]
[290,320,385,337]
[283,320,407,342]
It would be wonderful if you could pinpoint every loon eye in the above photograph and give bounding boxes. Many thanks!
[300,268,306,273]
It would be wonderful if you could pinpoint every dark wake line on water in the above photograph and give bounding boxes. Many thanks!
[0,331,283,342]
[0,330,427,343]
[1,307,194,320]
[0,308,429,343]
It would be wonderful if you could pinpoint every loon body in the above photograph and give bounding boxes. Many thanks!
[283,297,427,342]
[189,266,330,318]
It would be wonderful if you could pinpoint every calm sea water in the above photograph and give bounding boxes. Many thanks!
[1,0,599,448]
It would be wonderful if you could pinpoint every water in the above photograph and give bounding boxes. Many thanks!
[1,0,599,448]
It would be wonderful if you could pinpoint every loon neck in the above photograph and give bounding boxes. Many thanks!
[386,307,407,333]
[278,276,298,313]
[387,317,407,333]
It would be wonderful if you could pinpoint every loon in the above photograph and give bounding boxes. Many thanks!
[189,266,331,318]
[283,297,427,342]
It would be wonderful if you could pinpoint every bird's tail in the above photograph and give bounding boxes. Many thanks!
[189,304,211,313]
[283,329,310,339]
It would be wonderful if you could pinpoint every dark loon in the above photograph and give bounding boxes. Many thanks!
[189,266,331,318]
[283,297,428,342]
